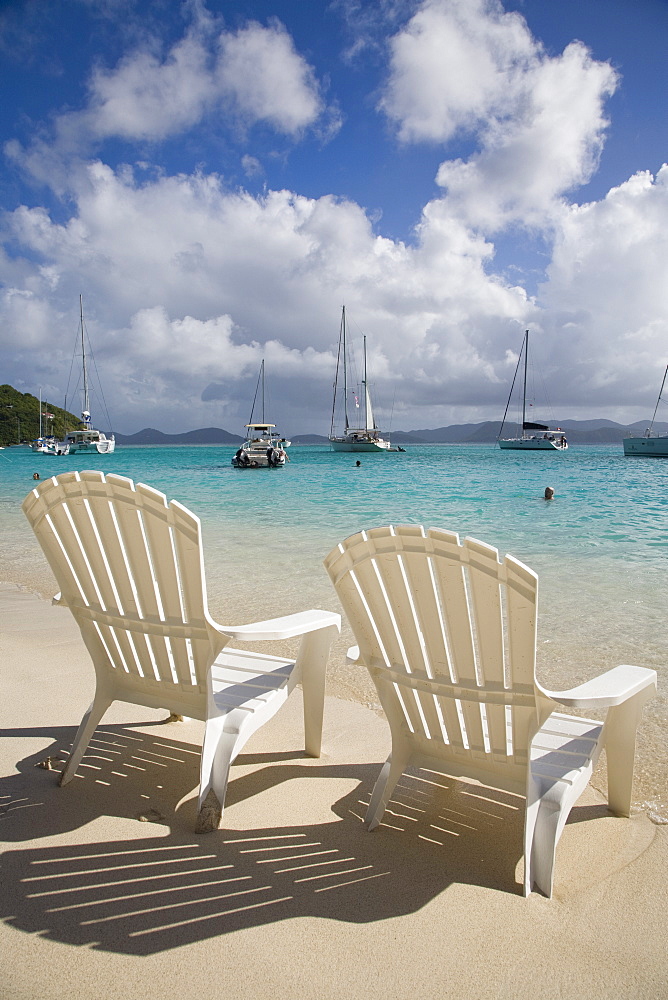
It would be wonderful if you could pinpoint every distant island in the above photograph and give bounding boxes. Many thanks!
[114,427,246,445]
[113,418,667,447]
[2,384,663,448]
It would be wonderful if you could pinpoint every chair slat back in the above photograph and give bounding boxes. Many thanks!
[22,471,217,693]
[324,525,539,770]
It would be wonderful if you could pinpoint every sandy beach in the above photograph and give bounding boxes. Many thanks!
[2,581,667,1000]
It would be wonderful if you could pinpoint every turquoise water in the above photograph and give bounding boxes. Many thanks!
[1,442,666,818]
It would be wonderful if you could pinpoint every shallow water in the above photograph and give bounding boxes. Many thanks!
[2,441,666,820]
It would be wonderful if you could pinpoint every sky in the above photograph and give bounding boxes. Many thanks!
[1,0,667,436]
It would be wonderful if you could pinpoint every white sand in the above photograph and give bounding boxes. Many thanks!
[1,583,667,1000]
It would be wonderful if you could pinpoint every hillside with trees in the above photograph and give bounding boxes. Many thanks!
[0,385,81,447]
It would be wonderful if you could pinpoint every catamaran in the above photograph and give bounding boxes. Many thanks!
[498,330,567,451]
[59,296,115,454]
[623,364,668,457]
[329,306,392,452]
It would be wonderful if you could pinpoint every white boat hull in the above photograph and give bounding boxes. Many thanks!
[499,437,567,451]
[623,436,668,457]
[330,437,392,452]
[67,442,115,454]
[31,438,71,455]
[65,437,115,454]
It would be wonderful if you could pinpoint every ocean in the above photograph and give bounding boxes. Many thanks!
[2,441,666,820]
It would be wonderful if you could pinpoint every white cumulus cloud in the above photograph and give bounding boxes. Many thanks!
[9,12,331,167]
[379,0,536,143]
[87,16,326,142]
[380,0,618,229]
[539,166,668,404]
[89,31,216,141]
[216,20,324,135]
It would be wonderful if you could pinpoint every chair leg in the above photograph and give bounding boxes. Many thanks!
[297,624,338,758]
[525,773,585,897]
[59,690,114,786]
[605,697,644,817]
[525,795,561,898]
[523,786,540,897]
[197,718,240,833]
[366,744,411,831]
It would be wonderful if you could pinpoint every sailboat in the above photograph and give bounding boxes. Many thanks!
[59,297,115,454]
[231,360,290,468]
[329,306,392,452]
[498,330,567,451]
[30,389,70,455]
[623,365,668,456]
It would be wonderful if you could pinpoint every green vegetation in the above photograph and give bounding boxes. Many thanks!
[0,385,81,447]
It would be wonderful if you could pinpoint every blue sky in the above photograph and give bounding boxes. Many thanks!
[1,0,667,435]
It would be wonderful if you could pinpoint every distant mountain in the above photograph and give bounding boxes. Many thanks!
[396,418,668,444]
[6,379,664,448]
[290,434,329,444]
[394,422,501,443]
[80,418,668,448]
[114,427,244,445]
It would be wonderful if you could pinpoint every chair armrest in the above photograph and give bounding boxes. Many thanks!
[216,609,340,642]
[543,665,657,710]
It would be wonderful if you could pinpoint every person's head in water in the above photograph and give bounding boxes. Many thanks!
[32,472,40,480]
[355,460,361,467]
[544,486,554,499]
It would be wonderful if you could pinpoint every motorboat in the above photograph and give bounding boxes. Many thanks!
[33,437,70,456]
[231,361,289,468]
[232,424,289,468]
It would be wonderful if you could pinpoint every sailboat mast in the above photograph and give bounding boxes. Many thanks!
[522,330,528,432]
[342,306,349,432]
[363,336,368,431]
[649,364,668,435]
[80,295,90,418]
[261,359,265,423]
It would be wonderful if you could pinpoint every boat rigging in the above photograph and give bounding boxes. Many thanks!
[497,330,567,451]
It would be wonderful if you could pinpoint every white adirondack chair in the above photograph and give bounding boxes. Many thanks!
[23,471,340,832]
[324,525,656,897]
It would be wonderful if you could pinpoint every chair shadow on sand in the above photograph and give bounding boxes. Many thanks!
[0,717,596,956]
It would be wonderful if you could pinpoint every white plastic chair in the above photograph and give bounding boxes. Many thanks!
[23,471,340,832]
[324,525,656,897]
